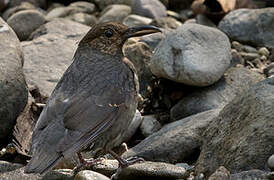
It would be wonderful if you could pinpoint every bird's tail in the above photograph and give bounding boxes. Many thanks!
[24,150,63,175]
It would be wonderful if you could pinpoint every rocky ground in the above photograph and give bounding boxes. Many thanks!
[0,0,274,179]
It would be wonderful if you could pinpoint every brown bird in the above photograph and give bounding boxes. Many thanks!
[24,22,160,178]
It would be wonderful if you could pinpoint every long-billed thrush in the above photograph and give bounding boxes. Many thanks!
[24,22,160,178]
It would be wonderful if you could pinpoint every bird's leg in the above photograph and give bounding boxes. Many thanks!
[73,152,104,175]
[108,150,144,179]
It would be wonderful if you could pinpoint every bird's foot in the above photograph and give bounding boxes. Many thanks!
[73,153,105,175]
[108,150,144,180]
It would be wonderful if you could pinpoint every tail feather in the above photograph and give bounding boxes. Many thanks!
[24,152,62,175]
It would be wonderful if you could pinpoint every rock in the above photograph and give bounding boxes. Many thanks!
[123,14,152,27]
[123,110,143,142]
[140,115,161,137]
[196,14,216,27]
[7,0,47,9]
[259,47,270,57]
[99,4,131,23]
[131,0,167,19]
[69,1,96,14]
[230,170,269,180]
[231,41,258,53]
[23,19,89,96]
[92,0,132,10]
[139,30,167,50]
[92,160,187,180]
[150,23,231,87]
[208,166,230,180]
[67,13,97,26]
[150,17,182,29]
[2,2,36,20]
[75,170,110,180]
[0,161,73,180]
[195,77,274,176]
[170,67,264,121]
[218,8,274,48]
[268,155,274,171]
[46,7,71,20]
[0,18,28,140]
[124,41,154,97]
[123,109,221,163]
[7,9,46,40]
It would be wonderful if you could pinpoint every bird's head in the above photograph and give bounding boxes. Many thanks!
[79,22,161,55]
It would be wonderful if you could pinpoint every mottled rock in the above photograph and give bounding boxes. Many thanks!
[75,170,110,180]
[92,0,132,10]
[150,17,182,29]
[99,4,131,23]
[69,1,96,14]
[123,109,221,163]
[131,0,167,19]
[208,166,230,180]
[170,67,264,120]
[23,19,89,96]
[268,155,274,171]
[140,30,167,50]
[140,115,161,137]
[230,170,269,180]
[0,18,28,140]
[219,8,274,48]
[67,13,97,26]
[2,2,36,20]
[7,0,47,9]
[150,23,231,86]
[123,14,152,27]
[92,160,187,180]
[195,77,274,176]
[7,9,46,40]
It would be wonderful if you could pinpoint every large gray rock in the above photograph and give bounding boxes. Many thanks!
[131,0,167,19]
[0,18,28,140]
[195,77,274,177]
[99,4,131,23]
[7,9,46,40]
[23,18,90,96]
[92,160,187,180]
[230,170,271,180]
[219,8,274,48]
[150,23,231,86]
[2,2,36,20]
[75,170,110,180]
[170,67,264,120]
[123,109,221,163]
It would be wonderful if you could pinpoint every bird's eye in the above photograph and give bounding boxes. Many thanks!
[104,29,114,38]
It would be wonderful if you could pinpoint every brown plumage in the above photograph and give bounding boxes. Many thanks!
[24,22,160,176]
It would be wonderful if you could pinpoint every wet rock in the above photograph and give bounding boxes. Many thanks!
[2,2,36,20]
[67,13,97,26]
[140,115,162,137]
[123,109,221,163]
[0,161,73,180]
[268,155,274,171]
[99,4,131,23]
[23,18,89,96]
[7,9,46,40]
[131,0,167,19]
[208,166,230,180]
[150,23,231,87]
[219,8,274,48]
[75,170,110,180]
[150,17,182,29]
[195,77,274,176]
[92,160,188,180]
[0,18,28,140]
[170,67,264,120]
[123,14,152,27]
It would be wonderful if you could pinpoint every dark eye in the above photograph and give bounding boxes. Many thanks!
[104,29,114,38]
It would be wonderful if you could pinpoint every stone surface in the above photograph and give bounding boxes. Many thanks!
[150,17,182,29]
[208,166,230,180]
[131,0,167,19]
[123,14,152,27]
[124,110,143,142]
[150,23,231,86]
[75,170,110,180]
[140,30,167,50]
[0,18,28,140]
[23,18,89,96]
[2,2,36,20]
[170,67,264,120]
[123,109,221,163]
[0,161,73,180]
[230,170,270,180]
[7,0,47,9]
[140,115,161,137]
[99,4,131,23]
[67,13,97,26]
[195,77,274,176]
[92,0,132,10]
[7,9,46,40]
[268,154,274,171]
[218,8,274,48]
[92,160,187,180]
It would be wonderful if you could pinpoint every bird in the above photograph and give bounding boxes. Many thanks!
[24,22,161,178]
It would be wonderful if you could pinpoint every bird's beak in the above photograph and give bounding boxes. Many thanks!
[124,25,161,40]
